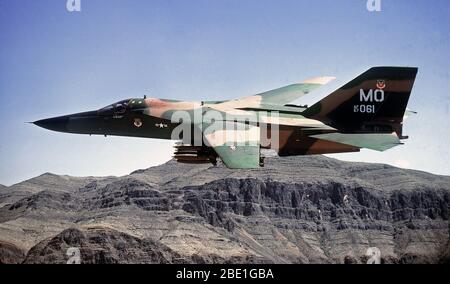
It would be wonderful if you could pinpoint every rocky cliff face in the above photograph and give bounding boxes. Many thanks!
[0,156,449,264]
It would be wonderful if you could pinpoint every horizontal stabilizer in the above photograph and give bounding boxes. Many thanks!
[310,132,402,151]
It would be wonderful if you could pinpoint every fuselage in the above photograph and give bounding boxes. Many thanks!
[34,97,358,159]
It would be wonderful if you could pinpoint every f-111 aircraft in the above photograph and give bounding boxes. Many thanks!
[34,66,418,169]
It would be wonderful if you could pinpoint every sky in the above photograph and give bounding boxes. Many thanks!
[0,0,449,186]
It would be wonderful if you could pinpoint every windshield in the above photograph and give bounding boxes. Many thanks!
[114,100,129,114]
[98,99,131,116]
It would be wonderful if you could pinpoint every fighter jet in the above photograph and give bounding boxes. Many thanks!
[34,66,418,169]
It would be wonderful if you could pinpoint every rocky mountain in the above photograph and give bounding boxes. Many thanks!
[0,156,449,264]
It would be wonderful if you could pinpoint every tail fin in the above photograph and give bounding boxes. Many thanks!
[303,67,418,138]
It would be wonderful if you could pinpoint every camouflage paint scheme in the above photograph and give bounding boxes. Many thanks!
[34,67,418,169]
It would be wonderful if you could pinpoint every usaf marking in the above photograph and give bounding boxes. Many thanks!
[155,122,168,128]
[354,80,385,114]
[360,89,385,103]
[134,118,143,128]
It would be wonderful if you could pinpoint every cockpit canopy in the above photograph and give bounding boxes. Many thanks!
[98,99,131,116]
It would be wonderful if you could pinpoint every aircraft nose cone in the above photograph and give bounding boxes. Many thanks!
[33,116,68,132]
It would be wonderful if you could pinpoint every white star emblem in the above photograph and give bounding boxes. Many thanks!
[155,123,167,128]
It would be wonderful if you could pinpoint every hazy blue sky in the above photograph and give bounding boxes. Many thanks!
[0,0,449,185]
